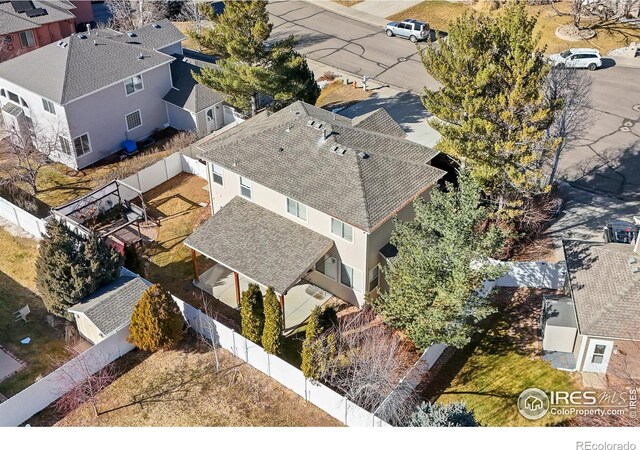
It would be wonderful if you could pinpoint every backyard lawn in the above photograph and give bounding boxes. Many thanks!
[423,288,579,427]
[0,228,70,396]
[47,340,341,427]
[391,1,640,54]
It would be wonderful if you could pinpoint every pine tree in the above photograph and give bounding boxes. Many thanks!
[410,402,479,427]
[420,1,560,217]
[240,283,264,344]
[262,286,282,355]
[128,284,184,351]
[36,220,90,319]
[83,233,123,292]
[193,0,319,116]
[375,171,506,350]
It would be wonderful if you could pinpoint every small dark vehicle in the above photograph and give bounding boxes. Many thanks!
[603,220,638,244]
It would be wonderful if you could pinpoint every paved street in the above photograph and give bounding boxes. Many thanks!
[269,1,640,242]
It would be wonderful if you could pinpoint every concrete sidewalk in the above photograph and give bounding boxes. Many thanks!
[303,0,388,27]
[351,0,422,19]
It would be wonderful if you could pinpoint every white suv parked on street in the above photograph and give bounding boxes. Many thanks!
[548,48,603,71]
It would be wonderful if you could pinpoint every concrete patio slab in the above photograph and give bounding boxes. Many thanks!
[194,264,332,330]
[0,348,24,382]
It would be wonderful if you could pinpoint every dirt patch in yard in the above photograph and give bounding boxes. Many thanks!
[316,80,372,110]
[47,339,341,427]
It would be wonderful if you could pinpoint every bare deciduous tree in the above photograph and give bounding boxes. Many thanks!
[105,0,169,32]
[0,118,63,194]
[544,66,592,186]
[52,348,119,418]
[318,309,418,425]
[551,0,640,29]
[196,297,221,374]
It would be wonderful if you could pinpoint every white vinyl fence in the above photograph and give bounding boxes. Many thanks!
[174,296,390,427]
[0,196,47,239]
[0,325,134,427]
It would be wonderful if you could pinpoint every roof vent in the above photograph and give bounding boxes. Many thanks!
[57,41,68,48]
[93,39,97,46]
[127,31,137,38]
[152,23,161,29]
[285,125,291,133]
[357,151,369,159]
[137,52,144,60]
[77,33,87,40]
[278,147,284,152]
[306,119,315,127]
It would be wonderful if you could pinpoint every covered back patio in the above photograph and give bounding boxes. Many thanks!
[184,197,336,331]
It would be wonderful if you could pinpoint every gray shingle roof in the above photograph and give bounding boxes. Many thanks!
[564,240,640,340]
[0,19,181,104]
[196,101,445,232]
[107,19,185,50]
[184,196,334,294]
[352,108,407,138]
[163,55,226,113]
[68,276,150,336]
[0,1,76,34]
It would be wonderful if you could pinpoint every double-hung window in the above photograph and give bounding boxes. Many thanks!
[124,75,143,95]
[59,136,71,155]
[340,262,363,292]
[7,91,19,104]
[212,164,223,186]
[315,255,338,281]
[369,266,380,291]
[286,198,307,221]
[591,345,606,364]
[42,98,55,115]
[73,133,91,156]
[240,176,252,199]
[331,217,353,242]
[19,30,35,48]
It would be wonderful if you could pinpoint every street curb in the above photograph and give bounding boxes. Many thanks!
[301,0,388,29]
[608,56,640,69]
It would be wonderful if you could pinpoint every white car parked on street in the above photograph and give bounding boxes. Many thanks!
[548,48,603,70]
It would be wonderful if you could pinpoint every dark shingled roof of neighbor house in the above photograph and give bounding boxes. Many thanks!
[68,276,150,336]
[564,240,640,340]
[163,55,226,113]
[184,196,334,294]
[195,101,445,232]
[0,1,76,35]
[107,19,185,50]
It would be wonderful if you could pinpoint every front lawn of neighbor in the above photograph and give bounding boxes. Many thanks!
[423,288,579,427]
[47,339,341,427]
[316,79,372,110]
[0,228,70,396]
[391,1,640,54]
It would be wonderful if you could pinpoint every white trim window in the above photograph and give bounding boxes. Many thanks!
[42,98,56,115]
[369,266,380,292]
[59,135,72,155]
[286,197,307,221]
[315,255,338,281]
[7,90,19,104]
[73,133,91,157]
[340,262,363,292]
[212,164,223,186]
[331,217,353,242]
[19,30,35,48]
[125,110,142,131]
[240,176,252,199]
[124,74,143,96]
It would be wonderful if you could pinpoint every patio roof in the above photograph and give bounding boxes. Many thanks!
[184,197,334,294]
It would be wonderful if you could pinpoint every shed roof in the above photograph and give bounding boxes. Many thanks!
[68,276,149,336]
[184,196,334,294]
[564,240,640,340]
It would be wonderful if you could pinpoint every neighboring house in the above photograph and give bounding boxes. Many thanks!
[0,0,78,61]
[0,19,236,169]
[184,101,446,325]
[69,0,93,25]
[541,239,640,380]
[68,274,149,345]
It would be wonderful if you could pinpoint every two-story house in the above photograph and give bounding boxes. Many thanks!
[0,0,80,61]
[0,19,236,169]
[184,101,446,328]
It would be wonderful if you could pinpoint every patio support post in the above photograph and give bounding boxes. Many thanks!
[234,271,240,307]
[191,249,199,282]
[279,294,285,330]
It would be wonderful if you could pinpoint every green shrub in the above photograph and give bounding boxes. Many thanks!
[409,402,479,427]
[128,284,184,351]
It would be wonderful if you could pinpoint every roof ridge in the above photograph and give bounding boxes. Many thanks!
[60,34,75,104]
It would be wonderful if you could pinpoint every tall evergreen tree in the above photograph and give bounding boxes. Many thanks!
[410,402,479,427]
[420,1,560,217]
[82,232,123,292]
[36,220,90,319]
[262,286,282,355]
[128,284,184,351]
[193,0,319,116]
[375,171,506,350]
[301,306,323,380]
[240,283,264,344]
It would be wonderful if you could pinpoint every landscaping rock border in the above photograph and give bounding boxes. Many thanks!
[555,25,596,41]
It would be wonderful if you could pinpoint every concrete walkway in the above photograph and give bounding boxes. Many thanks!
[351,0,422,19]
